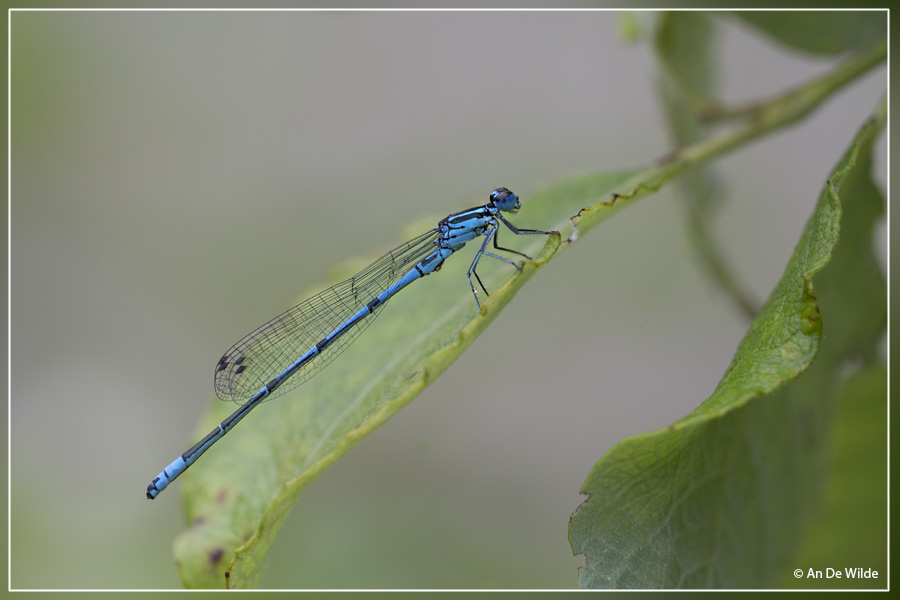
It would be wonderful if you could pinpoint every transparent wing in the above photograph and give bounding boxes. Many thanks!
[214,228,440,404]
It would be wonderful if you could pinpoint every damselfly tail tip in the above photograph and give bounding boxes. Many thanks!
[146,478,161,500]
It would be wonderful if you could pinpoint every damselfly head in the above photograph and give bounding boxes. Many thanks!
[490,187,521,213]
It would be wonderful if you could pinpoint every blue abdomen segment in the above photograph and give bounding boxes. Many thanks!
[147,456,187,499]
[146,384,272,499]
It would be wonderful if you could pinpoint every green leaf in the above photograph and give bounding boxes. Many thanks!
[654,12,759,318]
[784,366,887,588]
[780,92,887,589]
[172,171,635,588]
[568,101,886,589]
[734,11,886,55]
[655,12,716,107]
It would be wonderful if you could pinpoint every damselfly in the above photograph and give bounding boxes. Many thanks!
[147,187,554,499]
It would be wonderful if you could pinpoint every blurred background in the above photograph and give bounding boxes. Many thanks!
[9,9,886,589]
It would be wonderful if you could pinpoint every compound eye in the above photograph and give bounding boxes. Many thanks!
[490,187,510,202]
[490,187,519,211]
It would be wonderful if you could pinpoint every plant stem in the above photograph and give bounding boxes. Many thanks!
[568,40,885,260]
[678,40,886,166]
